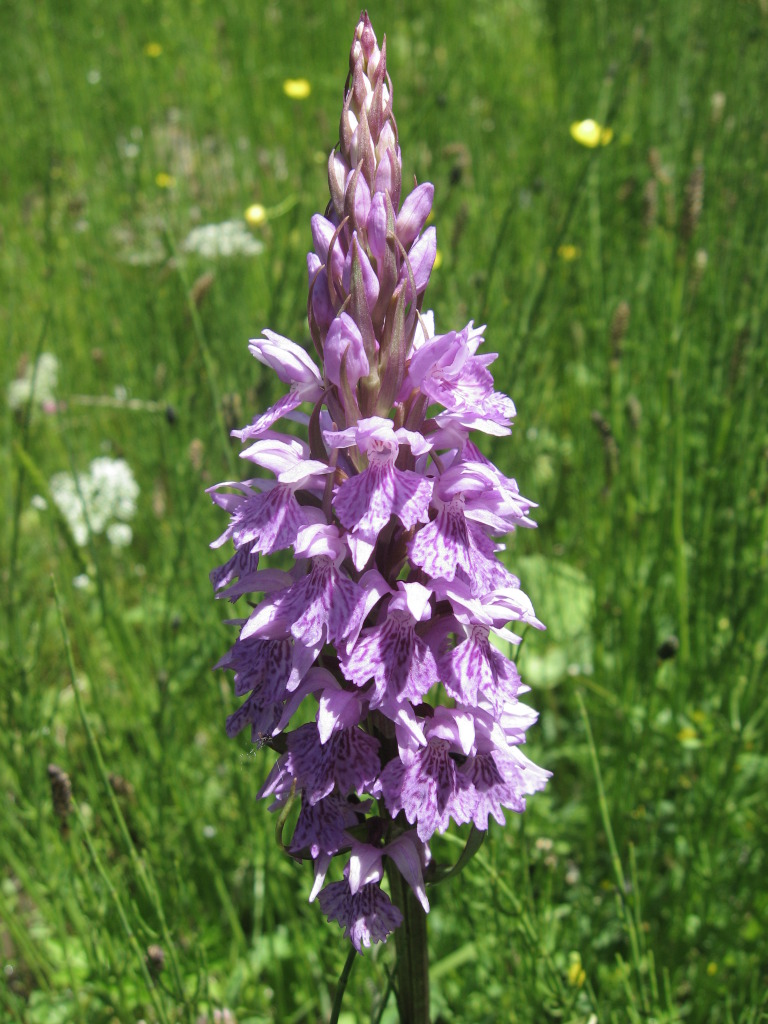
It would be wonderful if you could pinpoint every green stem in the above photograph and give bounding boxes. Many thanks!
[669,263,691,700]
[329,945,357,1024]
[577,690,649,1014]
[387,866,430,1024]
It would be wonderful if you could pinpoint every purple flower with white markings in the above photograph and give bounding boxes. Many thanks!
[318,879,403,951]
[209,11,549,975]
[326,417,433,568]
[341,581,439,712]
[233,332,324,440]
[208,437,330,558]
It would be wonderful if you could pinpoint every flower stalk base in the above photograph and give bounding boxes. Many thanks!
[388,863,430,1024]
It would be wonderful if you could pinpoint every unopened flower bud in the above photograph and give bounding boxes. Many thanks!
[349,170,371,231]
[324,313,370,390]
[366,191,389,261]
[396,183,434,249]
[328,152,348,219]
[307,253,336,332]
[311,214,345,282]
[343,234,379,314]
[399,226,437,300]
[350,108,376,177]
[351,11,380,75]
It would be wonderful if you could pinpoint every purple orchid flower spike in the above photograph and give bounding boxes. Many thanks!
[208,12,550,1010]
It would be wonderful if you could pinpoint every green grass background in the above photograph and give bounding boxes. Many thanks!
[2,0,767,1021]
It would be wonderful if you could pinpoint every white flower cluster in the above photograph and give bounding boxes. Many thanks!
[182,220,264,259]
[8,353,59,411]
[45,457,139,547]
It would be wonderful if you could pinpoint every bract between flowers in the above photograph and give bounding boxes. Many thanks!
[209,11,550,953]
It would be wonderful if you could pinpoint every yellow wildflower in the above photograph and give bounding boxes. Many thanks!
[155,172,176,189]
[707,962,718,977]
[570,119,613,148]
[283,78,312,100]
[245,203,267,228]
[144,42,163,58]
[433,249,443,271]
[567,952,586,988]
[676,726,698,743]
[558,244,580,261]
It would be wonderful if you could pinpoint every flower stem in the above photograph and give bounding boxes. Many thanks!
[387,865,430,1024]
[329,945,357,1024]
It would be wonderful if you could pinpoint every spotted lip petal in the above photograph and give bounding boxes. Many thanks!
[317,880,403,951]
[341,594,440,708]
[333,461,433,570]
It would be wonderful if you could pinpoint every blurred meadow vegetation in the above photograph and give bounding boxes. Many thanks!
[2,0,767,1021]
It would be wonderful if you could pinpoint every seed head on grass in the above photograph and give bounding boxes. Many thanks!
[209,10,549,952]
[680,163,705,241]
[47,763,73,837]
